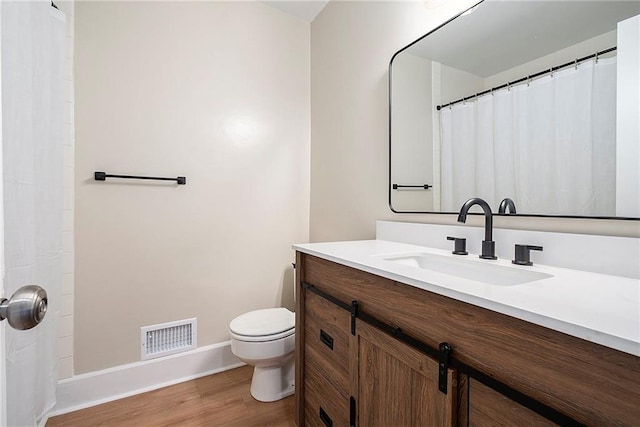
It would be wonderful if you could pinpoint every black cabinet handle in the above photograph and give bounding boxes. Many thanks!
[319,407,333,427]
[320,329,334,350]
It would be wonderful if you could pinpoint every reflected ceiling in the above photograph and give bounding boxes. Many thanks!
[409,1,640,77]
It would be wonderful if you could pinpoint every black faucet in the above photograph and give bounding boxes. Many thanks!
[457,197,497,260]
[498,198,517,214]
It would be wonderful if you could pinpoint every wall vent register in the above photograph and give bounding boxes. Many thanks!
[140,318,197,360]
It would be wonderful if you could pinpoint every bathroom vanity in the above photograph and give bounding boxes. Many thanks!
[293,228,640,426]
[373,0,640,421]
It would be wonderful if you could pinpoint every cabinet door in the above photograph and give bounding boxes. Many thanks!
[355,321,456,427]
[465,378,556,427]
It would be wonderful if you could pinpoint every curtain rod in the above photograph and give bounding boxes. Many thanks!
[436,46,617,111]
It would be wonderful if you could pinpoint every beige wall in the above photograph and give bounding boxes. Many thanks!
[390,53,434,212]
[310,0,640,242]
[75,2,310,373]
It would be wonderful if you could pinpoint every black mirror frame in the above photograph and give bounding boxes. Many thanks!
[388,0,639,221]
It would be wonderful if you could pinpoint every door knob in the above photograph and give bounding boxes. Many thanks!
[0,285,48,330]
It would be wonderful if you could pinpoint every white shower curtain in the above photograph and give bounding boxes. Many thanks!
[440,57,617,216]
[2,1,65,425]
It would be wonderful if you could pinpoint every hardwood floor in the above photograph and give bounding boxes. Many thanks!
[46,366,295,427]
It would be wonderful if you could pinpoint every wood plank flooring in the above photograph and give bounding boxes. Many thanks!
[46,366,295,427]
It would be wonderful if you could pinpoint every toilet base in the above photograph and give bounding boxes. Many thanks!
[250,357,295,402]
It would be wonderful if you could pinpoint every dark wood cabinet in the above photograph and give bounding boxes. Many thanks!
[463,379,554,427]
[304,291,350,397]
[296,252,456,426]
[295,252,640,427]
[355,320,455,426]
[304,359,350,427]
[302,290,352,426]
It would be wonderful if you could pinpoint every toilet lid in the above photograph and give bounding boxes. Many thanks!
[229,308,295,337]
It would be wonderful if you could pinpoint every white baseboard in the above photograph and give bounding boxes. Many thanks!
[50,341,244,417]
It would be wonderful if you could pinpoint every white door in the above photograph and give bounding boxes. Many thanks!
[1,257,6,426]
[0,1,66,425]
[0,2,7,425]
[0,316,5,427]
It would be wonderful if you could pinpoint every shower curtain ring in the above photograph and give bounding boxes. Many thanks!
[527,75,531,86]
[574,59,578,70]
[595,51,599,63]
[550,67,554,77]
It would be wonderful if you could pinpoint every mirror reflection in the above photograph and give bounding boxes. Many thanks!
[389,0,640,218]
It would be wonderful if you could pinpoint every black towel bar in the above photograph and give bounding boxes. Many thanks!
[94,171,186,185]
[393,184,432,190]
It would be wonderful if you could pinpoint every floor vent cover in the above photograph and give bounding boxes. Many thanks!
[141,318,197,361]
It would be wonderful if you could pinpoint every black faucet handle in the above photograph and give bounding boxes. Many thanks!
[447,236,468,255]
[512,244,543,266]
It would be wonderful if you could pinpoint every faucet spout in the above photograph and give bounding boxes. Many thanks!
[457,198,493,241]
[498,198,517,214]
[457,197,497,259]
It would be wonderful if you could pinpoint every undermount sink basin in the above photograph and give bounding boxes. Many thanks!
[383,253,553,286]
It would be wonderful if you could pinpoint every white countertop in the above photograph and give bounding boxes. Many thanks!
[293,239,640,357]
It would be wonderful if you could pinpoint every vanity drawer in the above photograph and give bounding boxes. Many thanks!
[304,358,350,427]
[302,254,396,308]
[304,290,350,398]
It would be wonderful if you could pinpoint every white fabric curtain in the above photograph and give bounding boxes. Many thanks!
[2,1,65,425]
[440,57,617,216]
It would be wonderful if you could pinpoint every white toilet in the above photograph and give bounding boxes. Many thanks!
[229,307,295,402]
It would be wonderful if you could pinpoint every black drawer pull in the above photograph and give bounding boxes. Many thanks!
[350,396,356,427]
[319,407,333,427]
[320,329,334,350]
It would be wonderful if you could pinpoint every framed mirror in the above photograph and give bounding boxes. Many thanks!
[389,0,640,219]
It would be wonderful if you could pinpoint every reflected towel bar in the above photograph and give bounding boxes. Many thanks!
[393,184,432,190]
[94,171,186,185]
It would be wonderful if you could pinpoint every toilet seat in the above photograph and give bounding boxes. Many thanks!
[230,308,295,342]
